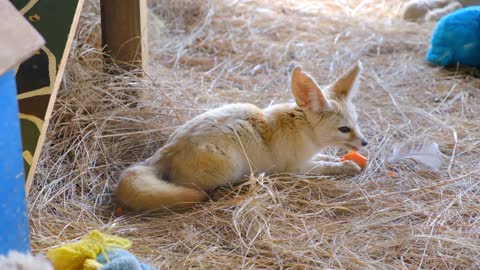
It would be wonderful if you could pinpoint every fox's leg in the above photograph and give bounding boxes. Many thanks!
[302,160,361,175]
[168,142,247,190]
[312,154,340,162]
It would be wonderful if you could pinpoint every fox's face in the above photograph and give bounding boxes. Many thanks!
[291,64,368,151]
[307,99,368,151]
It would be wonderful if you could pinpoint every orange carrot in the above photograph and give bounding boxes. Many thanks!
[114,207,123,217]
[340,151,368,169]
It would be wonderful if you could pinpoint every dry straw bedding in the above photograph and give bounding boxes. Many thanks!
[29,0,480,269]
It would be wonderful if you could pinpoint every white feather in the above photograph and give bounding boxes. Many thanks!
[387,142,443,171]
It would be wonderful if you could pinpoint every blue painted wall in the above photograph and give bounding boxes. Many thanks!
[0,70,30,254]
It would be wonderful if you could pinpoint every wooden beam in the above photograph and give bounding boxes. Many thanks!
[101,0,149,73]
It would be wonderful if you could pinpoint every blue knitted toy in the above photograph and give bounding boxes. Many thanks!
[97,249,156,270]
[426,6,480,66]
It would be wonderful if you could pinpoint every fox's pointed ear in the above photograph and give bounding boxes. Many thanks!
[291,66,332,112]
[331,62,362,100]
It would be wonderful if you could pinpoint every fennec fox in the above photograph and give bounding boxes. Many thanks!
[116,64,368,210]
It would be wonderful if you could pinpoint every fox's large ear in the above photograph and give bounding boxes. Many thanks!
[291,66,332,112]
[331,62,362,100]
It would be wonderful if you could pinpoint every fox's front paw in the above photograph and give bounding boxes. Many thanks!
[313,154,340,162]
[340,160,362,175]
[305,160,362,175]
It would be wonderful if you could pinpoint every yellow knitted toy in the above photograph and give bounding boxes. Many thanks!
[46,230,131,270]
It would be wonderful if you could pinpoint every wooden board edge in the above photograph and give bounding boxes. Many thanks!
[140,0,149,74]
[25,0,85,194]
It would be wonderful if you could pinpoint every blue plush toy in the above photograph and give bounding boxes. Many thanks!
[426,6,480,66]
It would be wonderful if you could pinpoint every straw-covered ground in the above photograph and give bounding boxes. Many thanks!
[29,0,480,269]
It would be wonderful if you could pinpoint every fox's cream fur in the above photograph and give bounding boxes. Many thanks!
[116,64,368,210]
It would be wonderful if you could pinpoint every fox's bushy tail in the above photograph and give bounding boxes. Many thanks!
[115,165,207,210]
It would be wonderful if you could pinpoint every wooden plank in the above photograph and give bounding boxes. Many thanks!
[11,0,85,193]
[101,0,149,72]
[0,0,44,76]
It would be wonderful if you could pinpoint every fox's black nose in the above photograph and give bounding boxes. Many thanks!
[361,139,368,146]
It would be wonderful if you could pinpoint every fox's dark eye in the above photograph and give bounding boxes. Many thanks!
[338,126,351,133]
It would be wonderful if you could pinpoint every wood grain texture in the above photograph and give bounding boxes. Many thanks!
[101,0,149,73]
[0,0,44,76]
